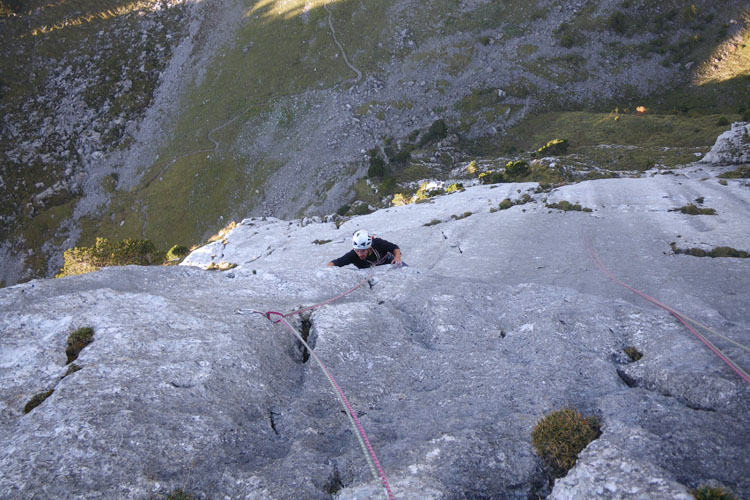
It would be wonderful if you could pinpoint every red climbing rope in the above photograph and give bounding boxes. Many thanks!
[249,257,396,500]
[583,226,750,384]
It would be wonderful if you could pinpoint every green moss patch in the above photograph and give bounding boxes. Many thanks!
[546,201,592,212]
[624,346,643,362]
[24,389,54,414]
[670,243,749,258]
[671,204,717,215]
[66,327,94,364]
[718,166,750,179]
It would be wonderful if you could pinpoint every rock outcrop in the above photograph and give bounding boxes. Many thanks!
[1,175,749,499]
[701,121,750,165]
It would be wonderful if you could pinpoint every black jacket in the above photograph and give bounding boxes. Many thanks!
[331,237,399,269]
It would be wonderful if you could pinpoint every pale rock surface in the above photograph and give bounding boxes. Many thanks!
[700,121,750,165]
[1,171,749,499]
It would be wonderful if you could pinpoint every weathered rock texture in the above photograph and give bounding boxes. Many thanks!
[1,173,749,499]
[701,121,750,165]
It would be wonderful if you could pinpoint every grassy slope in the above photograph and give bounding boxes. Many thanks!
[2,0,749,280]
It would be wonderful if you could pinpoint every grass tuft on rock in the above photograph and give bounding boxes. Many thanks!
[545,200,592,212]
[66,327,94,364]
[24,389,54,414]
[166,489,197,500]
[691,484,739,500]
[671,243,749,258]
[672,204,717,215]
[531,407,601,476]
[624,346,643,361]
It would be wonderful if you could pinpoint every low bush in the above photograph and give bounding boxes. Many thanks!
[607,11,629,35]
[419,119,448,146]
[537,139,569,156]
[478,171,505,184]
[505,160,530,179]
[367,149,387,178]
[56,238,164,277]
[531,407,601,476]
[166,245,190,262]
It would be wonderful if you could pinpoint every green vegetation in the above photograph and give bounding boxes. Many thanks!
[451,211,472,220]
[671,243,750,258]
[718,166,750,179]
[691,485,739,500]
[531,407,601,476]
[166,245,190,262]
[546,201,592,212]
[64,363,82,377]
[66,327,94,364]
[624,346,643,362]
[313,239,332,245]
[24,389,54,414]
[537,139,569,156]
[671,204,717,215]
[423,219,442,227]
[166,489,196,500]
[56,238,164,278]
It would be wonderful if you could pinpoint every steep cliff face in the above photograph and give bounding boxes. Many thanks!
[1,172,748,499]
[1,0,748,286]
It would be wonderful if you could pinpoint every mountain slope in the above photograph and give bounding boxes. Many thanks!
[1,0,749,286]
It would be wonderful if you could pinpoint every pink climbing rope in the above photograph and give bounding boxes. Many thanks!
[582,226,750,384]
[252,257,396,500]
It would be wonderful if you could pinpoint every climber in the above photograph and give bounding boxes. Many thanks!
[327,229,403,268]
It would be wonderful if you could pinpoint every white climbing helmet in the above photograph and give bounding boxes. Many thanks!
[352,229,372,250]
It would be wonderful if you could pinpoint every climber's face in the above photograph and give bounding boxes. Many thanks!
[354,248,371,260]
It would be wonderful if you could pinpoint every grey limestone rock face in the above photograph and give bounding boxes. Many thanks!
[2,175,750,499]
[701,121,750,165]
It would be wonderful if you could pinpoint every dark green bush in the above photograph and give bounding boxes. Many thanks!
[498,198,513,210]
[66,327,94,364]
[505,160,530,178]
[56,238,164,277]
[607,11,629,35]
[715,116,729,127]
[537,139,569,156]
[531,407,601,476]
[166,245,190,262]
[337,204,350,216]
[478,171,505,184]
[419,119,448,146]
[367,150,387,178]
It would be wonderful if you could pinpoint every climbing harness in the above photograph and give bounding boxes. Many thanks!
[583,226,750,384]
[242,256,396,500]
